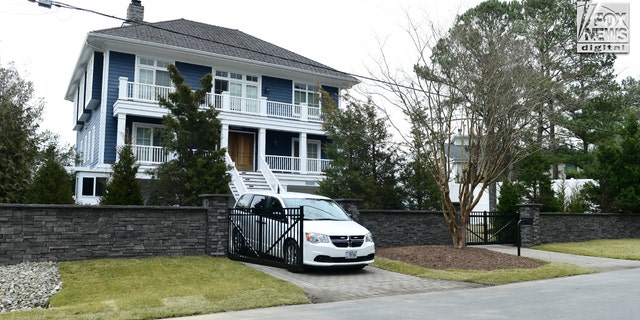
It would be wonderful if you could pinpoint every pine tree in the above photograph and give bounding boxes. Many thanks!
[150,64,229,206]
[0,65,42,203]
[100,143,143,205]
[26,144,74,204]
[320,93,403,209]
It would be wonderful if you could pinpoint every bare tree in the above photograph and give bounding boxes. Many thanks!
[370,2,550,248]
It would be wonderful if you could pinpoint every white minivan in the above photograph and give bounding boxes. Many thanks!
[231,191,375,271]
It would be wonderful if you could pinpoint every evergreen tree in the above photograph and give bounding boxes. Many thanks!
[515,150,563,212]
[0,64,43,203]
[100,143,143,205]
[586,116,640,213]
[319,94,403,209]
[399,150,440,210]
[151,64,229,206]
[496,179,522,214]
[25,144,74,204]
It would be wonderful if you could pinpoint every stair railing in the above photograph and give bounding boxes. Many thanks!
[259,155,284,193]
[226,152,247,199]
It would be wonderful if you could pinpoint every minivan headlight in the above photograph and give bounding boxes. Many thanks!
[365,232,373,243]
[306,232,330,243]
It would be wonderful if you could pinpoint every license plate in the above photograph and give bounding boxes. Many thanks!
[345,251,357,259]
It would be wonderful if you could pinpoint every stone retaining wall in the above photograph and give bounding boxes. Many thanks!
[539,212,640,244]
[0,194,230,266]
[3,196,640,265]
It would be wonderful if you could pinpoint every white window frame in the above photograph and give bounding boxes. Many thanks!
[214,70,260,98]
[132,123,164,147]
[292,138,321,159]
[293,82,321,108]
[135,57,172,86]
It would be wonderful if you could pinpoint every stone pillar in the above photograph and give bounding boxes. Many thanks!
[516,203,541,247]
[200,194,232,256]
[335,198,362,221]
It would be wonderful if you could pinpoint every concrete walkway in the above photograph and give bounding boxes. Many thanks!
[483,244,640,272]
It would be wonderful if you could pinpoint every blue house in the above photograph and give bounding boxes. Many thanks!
[65,0,358,204]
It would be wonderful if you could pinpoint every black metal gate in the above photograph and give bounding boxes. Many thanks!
[228,207,304,272]
[466,211,518,245]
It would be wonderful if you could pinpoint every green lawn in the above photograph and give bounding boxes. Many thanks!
[2,239,638,319]
[372,258,594,285]
[0,256,309,320]
[373,238,640,285]
[533,238,640,260]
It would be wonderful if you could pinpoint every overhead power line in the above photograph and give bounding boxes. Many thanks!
[26,0,417,91]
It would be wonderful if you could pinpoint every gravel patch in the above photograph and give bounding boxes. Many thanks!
[0,261,62,313]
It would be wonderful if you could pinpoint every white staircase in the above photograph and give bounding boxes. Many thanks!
[227,153,284,200]
[239,171,272,192]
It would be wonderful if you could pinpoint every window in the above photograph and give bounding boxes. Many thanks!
[214,71,260,111]
[133,124,164,162]
[293,139,322,160]
[294,83,320,108]
[138,57,171,86]
[136,57,172,100]
[82,177,106,197]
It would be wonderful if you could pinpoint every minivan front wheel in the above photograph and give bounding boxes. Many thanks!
[284,240,303,272]
[231,227,247,255]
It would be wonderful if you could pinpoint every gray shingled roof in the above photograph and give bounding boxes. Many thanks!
[91,19,358,84]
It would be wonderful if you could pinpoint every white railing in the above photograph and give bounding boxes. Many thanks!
[133,145,174,164]
[265,155,300,173]
[226,152,247,198]
[259,156,284,193]
[125,81,173,102]
[118,78,323,122]
[307,158,332,174]
[264,155,330,174]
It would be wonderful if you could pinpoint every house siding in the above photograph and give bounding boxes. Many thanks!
[91,52,104,101]
[263,76,292,103]
[175,61,211,89]
[105,51,136,164]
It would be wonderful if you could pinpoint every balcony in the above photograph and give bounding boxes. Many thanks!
[117,77,323,122]
[132,144,329,174]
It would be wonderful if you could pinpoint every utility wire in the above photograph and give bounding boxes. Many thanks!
[41,0,420,91]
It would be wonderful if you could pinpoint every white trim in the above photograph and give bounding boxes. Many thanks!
[132,122,164,146]
[99,51,110,165]
[292,138,321,159]
[135,56,173,85]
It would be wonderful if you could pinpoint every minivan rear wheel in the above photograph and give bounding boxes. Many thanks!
[284,240,303,272]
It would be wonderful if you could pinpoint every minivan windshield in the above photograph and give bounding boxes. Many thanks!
[283,198,351,221]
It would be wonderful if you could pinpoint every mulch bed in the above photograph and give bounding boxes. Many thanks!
[376,245,546,270]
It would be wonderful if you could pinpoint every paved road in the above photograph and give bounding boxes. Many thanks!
[170,267,640,320]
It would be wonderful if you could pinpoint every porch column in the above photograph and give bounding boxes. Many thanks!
[258,128,266,170]
[220,124,229,150]
[299,132,307,174]
[116,113,127,161]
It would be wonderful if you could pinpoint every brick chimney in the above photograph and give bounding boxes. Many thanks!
[126,0,144,24]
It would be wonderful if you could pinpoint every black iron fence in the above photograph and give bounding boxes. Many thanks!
[466,211,518,245]
[228,207,304,272]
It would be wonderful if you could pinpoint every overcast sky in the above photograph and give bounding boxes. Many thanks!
[1,0,638,147]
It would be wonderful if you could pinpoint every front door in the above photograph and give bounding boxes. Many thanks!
[229,132,254,171]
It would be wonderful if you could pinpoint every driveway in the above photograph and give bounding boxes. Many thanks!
[245,263,483,303]
[169,267,640,320]
[165,246,640,320]
[243,244,640,303]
